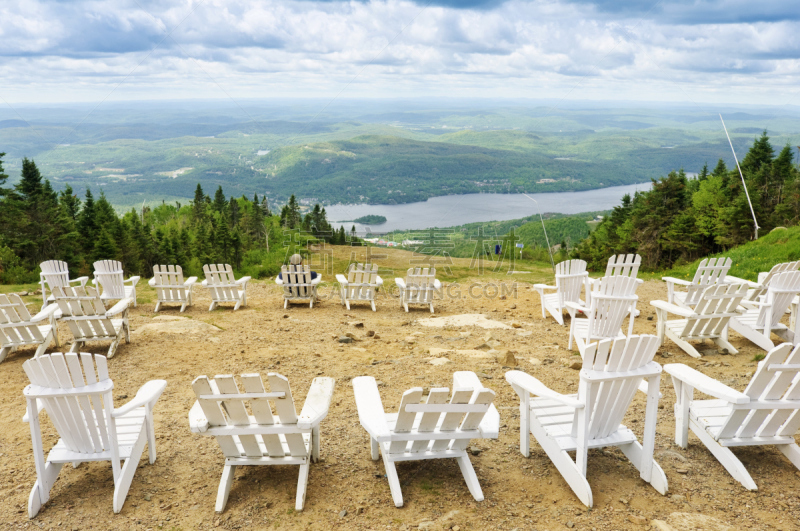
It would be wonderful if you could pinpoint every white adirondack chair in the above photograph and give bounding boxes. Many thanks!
[0,294,59,363]
[336,263,383,312]
[662,257,732,310]
[202,264,251,311]
[93,260,140,307]
[352,371,499,507]
[665,342,800,490]
[565,275,639,355]
[651,283,749,359]
[590,254,643,317]
[534,259,588,326]
[728,271,800,351]
[189,373,335,512]
[726,260,800,309]
[395,267,441,313]
[275,265,322,308]
[22,352,166,517]
[148,265,197,312]
[39,260,88,310]
[505,335,667,507]
[52,286,130,359]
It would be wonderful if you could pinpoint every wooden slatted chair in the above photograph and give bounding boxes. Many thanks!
[505,335,667,507]
[665,342,800,490]
[395,267,441,313]
[728,270,800,351]
[352,371,499,507]
[662,257,732,310]
[276,265,321,308]
[726,260,800,309]
[201,264,251,311]
[336,263,383,312]
[534,259,588,325]
[651,283,749,359]
[148,265,197,312]
[0,294,59,363]
[565,275,639,355]
[39,260,88,310]
[92,260,140,307]
[589,254,643,317]
[188,373,335,512]
[52,286,131,359]
[22,352,166,517]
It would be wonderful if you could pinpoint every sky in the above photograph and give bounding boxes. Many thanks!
[1,0,799,106]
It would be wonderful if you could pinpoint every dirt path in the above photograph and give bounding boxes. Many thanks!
[1,277,798,530]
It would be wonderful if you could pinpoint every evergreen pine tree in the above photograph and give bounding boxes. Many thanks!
[93,228,118,262]
[213,186,227,213]
[78,189,98,253]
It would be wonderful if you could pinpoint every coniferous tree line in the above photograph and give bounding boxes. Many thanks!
[573,132,800,270]
[0,155,354,284]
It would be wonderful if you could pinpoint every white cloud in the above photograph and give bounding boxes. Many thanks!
[0,0,798,105]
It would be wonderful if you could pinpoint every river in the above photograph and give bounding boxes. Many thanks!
[326,182,653,234]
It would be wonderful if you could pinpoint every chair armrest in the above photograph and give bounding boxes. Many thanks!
[533,283,556,291]
[650,300,695,318]
[148,277,156,287]
[30,303,59,323]
[433,279,442,289]
[201,279,208,287]
[275,275,284,286]
[106,298,131,317]
[395,278,406,289]
[188,401,209,433]
[113,380,167,417]
[505,370,584,408]
[335,274,348,285]
[125,276,141,286]
[352,376,391,439]
[185,277,198,286]
[71,276,89,286]
[564,301,586,313]
[662,276,691,286]
[376,276,383,286]
[664,364,749,404]
[724,275,759,288]
[236,276,252,285]
[298,377,336,429]
[310,276,322,286]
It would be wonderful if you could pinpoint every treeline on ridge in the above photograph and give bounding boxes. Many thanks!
[0,155,356,284]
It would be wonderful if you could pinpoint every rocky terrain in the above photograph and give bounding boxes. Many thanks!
[1,276,798,531]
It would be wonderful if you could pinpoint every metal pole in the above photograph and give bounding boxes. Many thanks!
[720,114,759,239]
[523,194,556,274]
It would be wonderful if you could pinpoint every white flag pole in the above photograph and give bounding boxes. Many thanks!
[720,114,759,239]
[523,194,556,274]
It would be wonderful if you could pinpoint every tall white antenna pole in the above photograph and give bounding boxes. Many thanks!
[523,194,556,274]
[720,114,759,239]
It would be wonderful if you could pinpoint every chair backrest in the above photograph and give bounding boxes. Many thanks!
[677,283,748,339]
[751,261,800,302]
[604,254,641,279]
[281,264,313,298]
[23,352,115,455]
[203,264,240,301]
[387,384,495,455]
[715,342,800,441]
[555,259,587,305]
[684,257,732,306]
[403,267,437,304]
[582,275,639,340]
[93,260,127,299]
[52,286,116,340]
[152,265,188,301]
[577,335,661,440]
[0,293,47,348]
[756,271,800,329]
[191,373,306,458]
[40,260,71,289]
[345,263,379,300]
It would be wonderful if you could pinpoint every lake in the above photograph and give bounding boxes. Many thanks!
[326,182,653,234]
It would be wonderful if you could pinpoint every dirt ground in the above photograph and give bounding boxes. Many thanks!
[1,264,800,530]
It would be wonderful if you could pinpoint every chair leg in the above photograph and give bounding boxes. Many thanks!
[154,302,161,313]
[371,300,376,312]
[430,303,434,314]
[215,465,237,513]
[209,302,216,312]
[113,424,147,513]
[0,345,12,363]
[712,336,738,354]
[284,299,288,309]
[672,379,692,449]
[691,421,757,490]
[146,409,157,464]
[28,461,64,518]
[69,341,82,354]
[107,334,122,359]
[777,443,800,470]
[34,339,50,358]
[370,437,380,460]
[311,426,320,462]
[618,441,668,495]
[295,462,310,511]
[456,454,484,502]
[381,453,404,507]
[530,415,593,507]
